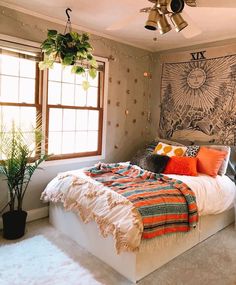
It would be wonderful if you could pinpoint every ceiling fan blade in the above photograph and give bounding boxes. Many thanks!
[106,12,140,31]
[180,11,202,38]
[188,0,236,8]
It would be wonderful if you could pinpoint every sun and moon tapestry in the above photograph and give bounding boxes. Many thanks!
[160,51,236,145]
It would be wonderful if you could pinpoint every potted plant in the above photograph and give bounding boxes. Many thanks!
[0,123,47,239]
[39,30,98,90]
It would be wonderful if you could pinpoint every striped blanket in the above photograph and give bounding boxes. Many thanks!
[85,163,198,240]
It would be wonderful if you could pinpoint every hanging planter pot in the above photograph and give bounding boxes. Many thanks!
[39,8,98,90]
[2,210,27,239]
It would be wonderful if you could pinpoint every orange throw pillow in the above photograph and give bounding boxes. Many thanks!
[196,147,227,177]
[163,156,198,176]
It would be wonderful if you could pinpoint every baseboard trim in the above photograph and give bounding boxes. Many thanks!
[0,206,49,230]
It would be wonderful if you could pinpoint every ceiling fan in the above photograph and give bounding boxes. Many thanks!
[106,0,236,39]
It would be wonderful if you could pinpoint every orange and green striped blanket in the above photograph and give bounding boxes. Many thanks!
[85,163,198,240]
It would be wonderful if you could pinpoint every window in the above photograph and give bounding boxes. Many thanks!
[46,62,105,159]
[0,38,107,161]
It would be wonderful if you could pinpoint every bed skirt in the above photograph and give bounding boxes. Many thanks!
[49,203,235,283]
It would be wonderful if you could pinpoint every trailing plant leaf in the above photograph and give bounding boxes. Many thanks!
[71,65,85,75]
[89,68,97,79]
[82,80,90,91]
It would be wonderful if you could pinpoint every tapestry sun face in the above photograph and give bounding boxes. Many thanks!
[160,55,236,145]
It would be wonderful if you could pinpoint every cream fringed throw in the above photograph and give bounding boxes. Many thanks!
[41,166,143,253]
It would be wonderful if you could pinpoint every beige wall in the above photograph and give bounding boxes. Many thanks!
[0,5,153,211]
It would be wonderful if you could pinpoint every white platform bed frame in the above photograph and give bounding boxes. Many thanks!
[49,203,235,283]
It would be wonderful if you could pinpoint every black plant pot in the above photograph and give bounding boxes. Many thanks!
[2,210,27,239]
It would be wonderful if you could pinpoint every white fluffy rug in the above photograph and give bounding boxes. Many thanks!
[0,235,103,285]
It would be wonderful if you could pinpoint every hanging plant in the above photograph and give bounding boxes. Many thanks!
[39,8,98,90]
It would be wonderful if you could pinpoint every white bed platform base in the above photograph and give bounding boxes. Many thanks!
[49,203,235,284]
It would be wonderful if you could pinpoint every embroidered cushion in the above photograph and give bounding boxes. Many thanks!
[153,142,187,157]
[163,156,198,176]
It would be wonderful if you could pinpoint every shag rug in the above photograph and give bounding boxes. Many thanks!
[0,235,103,285]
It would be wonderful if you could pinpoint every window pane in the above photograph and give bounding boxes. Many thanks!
[63,109,76,131]
[88,111,99,130]
[87,131,98,151]
[75,72,87,85]
[1,54,19,76]
[19,107,36,131]
[0,106,36,131]
[0,75,19,103]
[19,78,35,103]
[48,81,61,105]
[61,83,74,106]
[1,106,19,130]
[20,58,36,78]
[49,109,63,132]
[88,72,99,87]
[75,131,88,153]
[75,85,86,106]
[62,131,75,154]
[87,87,98,107]
[62,66,75,83]
[48,63,62,82]
[48,132,62,155]
[76,110,88,131]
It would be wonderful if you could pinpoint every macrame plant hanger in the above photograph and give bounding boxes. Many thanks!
[64,8,72,33]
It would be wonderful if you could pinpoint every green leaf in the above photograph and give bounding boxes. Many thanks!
[38,59,54,70]
[47,30,58,38]
[82,80,90,91]
[70,31,81,41]
[88,68,97,79]
[81,33,89,42]
[62,54,74,66]
[71,65,85,75]
[89,58,98,69]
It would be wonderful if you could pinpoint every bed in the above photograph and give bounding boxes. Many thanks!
[41,161,236,283]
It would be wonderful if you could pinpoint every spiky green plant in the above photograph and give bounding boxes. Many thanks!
[0,122,48,212]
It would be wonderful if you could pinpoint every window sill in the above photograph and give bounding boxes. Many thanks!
[42,154,104,167]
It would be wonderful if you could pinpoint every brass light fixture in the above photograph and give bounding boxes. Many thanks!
[143,0,188,34]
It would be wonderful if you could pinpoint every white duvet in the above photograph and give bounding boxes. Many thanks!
[166,174,236,216]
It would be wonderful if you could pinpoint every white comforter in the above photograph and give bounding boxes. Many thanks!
[166,174,236,216]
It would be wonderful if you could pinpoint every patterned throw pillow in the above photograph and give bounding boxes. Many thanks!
[185,145,200,157]
[153,142,187,157]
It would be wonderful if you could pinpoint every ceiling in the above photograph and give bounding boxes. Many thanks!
[1,0,236,52]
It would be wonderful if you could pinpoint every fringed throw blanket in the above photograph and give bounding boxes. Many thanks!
[41,163,198,253]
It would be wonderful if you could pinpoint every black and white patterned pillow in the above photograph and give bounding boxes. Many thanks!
[185,145,200,157]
